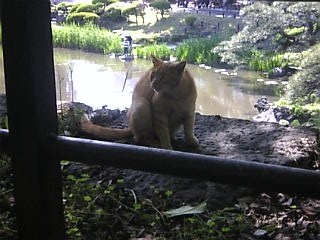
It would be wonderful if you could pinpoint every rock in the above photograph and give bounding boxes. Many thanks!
[253,97,293,124]
[254,97,270,113]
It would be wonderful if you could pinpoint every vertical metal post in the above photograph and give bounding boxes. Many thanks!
[1,0,65,239]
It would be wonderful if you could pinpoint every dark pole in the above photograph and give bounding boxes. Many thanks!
[1,0,65,239]
[53,136,320,198]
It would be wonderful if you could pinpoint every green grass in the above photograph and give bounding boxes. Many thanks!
[135,44,172,60]
[52,23,122,54]
[174,36,228,66]
[247,50,289,72]
[284,26,306,36]
[51,23,230,66]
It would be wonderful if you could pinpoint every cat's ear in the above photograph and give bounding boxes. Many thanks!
[175,61,186,72]
[151,55,163,67]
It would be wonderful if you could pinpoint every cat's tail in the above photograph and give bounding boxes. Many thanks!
[80,114,133,141]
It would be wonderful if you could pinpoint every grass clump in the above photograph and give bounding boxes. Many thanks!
[247,50,289,72]
[135,44,172,60]
[174,36,226,66]
[52,23,122,54]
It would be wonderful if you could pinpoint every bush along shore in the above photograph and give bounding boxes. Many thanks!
[52,23,292,72]
[51,23,232,67]
[52,24,122,54]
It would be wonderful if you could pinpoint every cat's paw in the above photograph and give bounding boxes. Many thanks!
[185,136,199,147]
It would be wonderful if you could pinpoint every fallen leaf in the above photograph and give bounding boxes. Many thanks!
[163,202,206,218]
[253,229,268,237]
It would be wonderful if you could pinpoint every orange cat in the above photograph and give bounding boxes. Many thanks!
[81,55,199,150]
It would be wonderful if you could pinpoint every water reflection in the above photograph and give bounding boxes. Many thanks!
[0,47,278,120]
[54,48,278,119]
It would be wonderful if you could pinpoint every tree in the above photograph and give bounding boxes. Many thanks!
[285,43,320,105]
[185,16,197,27]
[66,12,100,25]
[122,1,146,25]
[122,5,137,23]
[150,0,171,20]
[214,2,320,66]
[92,0,119,12]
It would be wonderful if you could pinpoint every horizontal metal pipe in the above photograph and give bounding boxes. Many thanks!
[51,135,320,198]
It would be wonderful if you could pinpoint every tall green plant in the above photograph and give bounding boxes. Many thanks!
[52,23,122,54]
[135,44,171,60]
[247,50,288,72]
[174,37,223,66]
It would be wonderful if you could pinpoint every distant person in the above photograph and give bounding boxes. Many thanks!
[123,36,133,56]
[123,38,130,55]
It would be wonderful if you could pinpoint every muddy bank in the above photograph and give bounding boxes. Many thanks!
[68,104,319,209]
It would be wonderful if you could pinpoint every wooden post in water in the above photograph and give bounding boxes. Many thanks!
[1,0,65,239]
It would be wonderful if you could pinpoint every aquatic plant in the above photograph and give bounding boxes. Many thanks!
[247,50,288,72]
[174,37,223,66]
[52,23,122,54]
[135,44,171,60]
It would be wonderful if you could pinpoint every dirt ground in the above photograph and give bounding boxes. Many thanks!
[76,106,319,209]
[62,106,320,239]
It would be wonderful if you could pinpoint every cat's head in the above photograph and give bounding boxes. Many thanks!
[150,55,186,93]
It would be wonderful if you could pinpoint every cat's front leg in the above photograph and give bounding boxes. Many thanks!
[183,114,199,147]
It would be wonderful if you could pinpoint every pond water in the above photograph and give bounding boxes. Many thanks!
[0,48,279,120]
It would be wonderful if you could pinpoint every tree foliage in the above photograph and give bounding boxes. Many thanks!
[92,0,118,7]
[185,16,197,27]
[150,0,171,20]
[66,12,100,25]
[73,4,97,13]
[286,43,320,104]
[214,2,320,66]
[122,1,146,24]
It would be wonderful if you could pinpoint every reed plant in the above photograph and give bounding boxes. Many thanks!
[174,36,224,66]
[247,50,288,72]
[52,23,122,54]
[135,44,171,60]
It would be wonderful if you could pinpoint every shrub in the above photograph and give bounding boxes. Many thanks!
[135,44,171,60]
[122,5,137,19]
[150,0,171,19]
[94,2,105,14]
[174,37,223,66]
[75,3,97,13]
[52,24,122,54]
[185,16,197,27]
[56,2,73,12]
[247,50,288,72]
[286,43,320,105]
[66,12,100,25]
[70,3,81,13]
[102,8,123,22]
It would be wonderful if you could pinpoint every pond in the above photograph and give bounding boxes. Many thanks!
[0,48,279,120]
